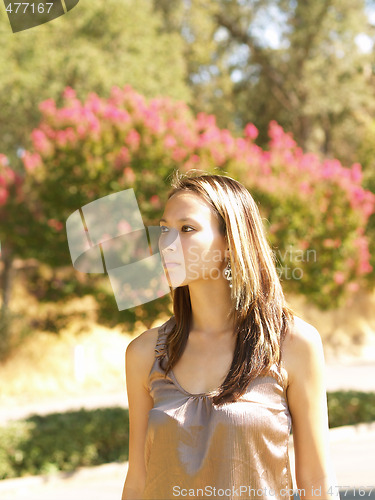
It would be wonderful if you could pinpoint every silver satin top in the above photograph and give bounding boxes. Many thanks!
[143,316,293,500]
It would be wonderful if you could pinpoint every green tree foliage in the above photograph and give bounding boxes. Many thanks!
[153,0,237,132]
[153,0,375,163]
[0,0,190,166]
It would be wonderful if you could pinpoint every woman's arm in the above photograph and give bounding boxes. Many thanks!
[284,318,340,500]
[121,329,156,500]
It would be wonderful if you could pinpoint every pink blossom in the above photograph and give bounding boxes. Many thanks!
[351,163,363,183]
[299,153,317,171]
[103,106,130,124]
[22,152,42,171]
[0,154,8,166]
[283,151,295,165]
[269,121,296,149]
[236,138,247,152]
[57,108,80,124]
[323,238,335,248]
[362,192,375,218]
[353,234,372,274]
[39,98,56,115]
[56,131,68,147]
[299,181,313,195]
[47,219,64,231]
[63,87,77,100]
[109,86,124,106]
[299,240,310,250]
[261,151,271,163]
[164,135,177,148]
[74,125,86,139]
[268,121,284,144]
[88,118,101,135]
[333,271,346,285]
[244,123,259,140]
[196,112,216,131]
[333,238,341,248]
[115,147,131,169]
[221,129,235,149]
[4,168,15,184]
[321,161,334,179]
[125,130,141,151]
[347,282,360,292]
[211,149,226,165]
[172,147,187,162]
[31,129,51,155]
[65,127,77,143]
[351,186,365,204]
[181,132,196,149]
[86,92,102,113]
[150,195,160,208]
[359,260,373,274]
[183,154,201,170]
[123,166,136,183]
[144,110,163,134]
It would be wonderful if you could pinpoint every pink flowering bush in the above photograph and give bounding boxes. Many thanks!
[18,85,375,309]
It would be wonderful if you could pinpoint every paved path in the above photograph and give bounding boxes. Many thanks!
[324,359,375,392]
[0,390,129,425]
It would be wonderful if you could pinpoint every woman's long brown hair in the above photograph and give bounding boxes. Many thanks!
[161,169,296,406]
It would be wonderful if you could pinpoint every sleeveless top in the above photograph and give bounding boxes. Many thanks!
[143,316,294,500]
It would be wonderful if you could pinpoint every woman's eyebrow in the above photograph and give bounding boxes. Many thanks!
[159,217,197,223]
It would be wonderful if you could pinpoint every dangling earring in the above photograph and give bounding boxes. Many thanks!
[224,259,233,288]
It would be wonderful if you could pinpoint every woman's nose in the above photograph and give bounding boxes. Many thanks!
[159,227,179,252]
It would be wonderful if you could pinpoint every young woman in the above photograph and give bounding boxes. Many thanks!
[121,171,339,500]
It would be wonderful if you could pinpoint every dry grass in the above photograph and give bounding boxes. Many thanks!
[285,287,375,362]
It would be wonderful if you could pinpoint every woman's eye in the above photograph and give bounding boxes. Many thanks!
[159,225,194,232]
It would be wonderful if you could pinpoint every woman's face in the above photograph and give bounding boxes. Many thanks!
[158,191,228,287]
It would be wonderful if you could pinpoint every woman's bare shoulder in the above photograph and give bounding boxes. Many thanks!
[282,315,324,386]
[285,315,321,342]
[126,324,166,390]
[126,317,174,369]
[126,326,160,359]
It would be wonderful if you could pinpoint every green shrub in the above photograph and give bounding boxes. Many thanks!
[0,407,129,480]
[327,390,375,428]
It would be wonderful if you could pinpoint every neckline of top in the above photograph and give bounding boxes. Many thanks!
[169,368,219,398]
[157,317,287,399]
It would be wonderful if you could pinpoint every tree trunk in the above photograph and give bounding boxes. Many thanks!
[0,244,15,361]
[1,244,14,316]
